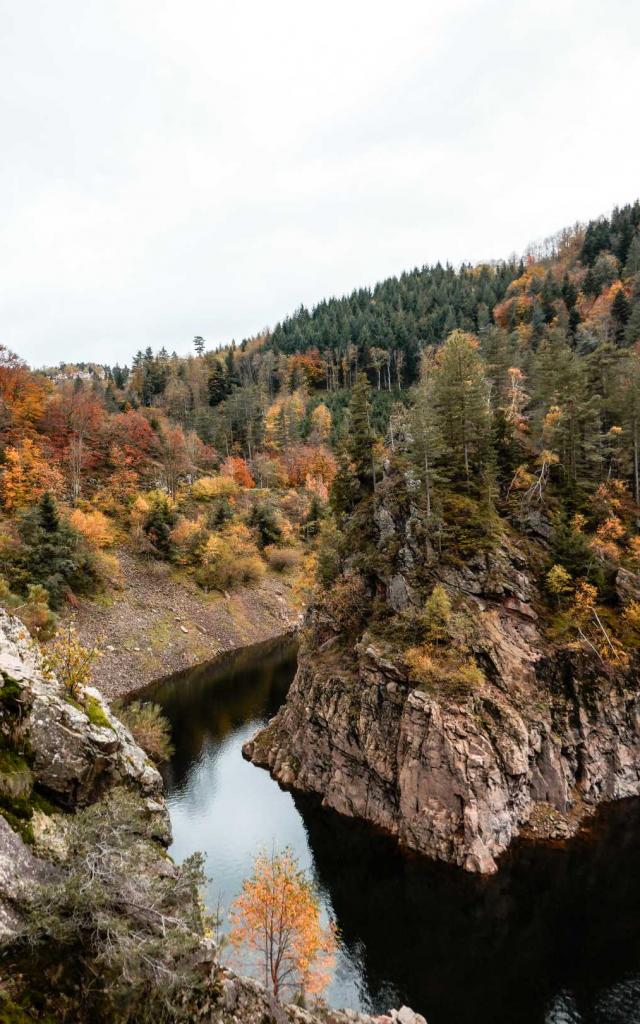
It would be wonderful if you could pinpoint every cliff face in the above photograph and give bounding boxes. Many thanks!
[0,610,424,1024]
[0,608,169,944]
[245,512,640,874]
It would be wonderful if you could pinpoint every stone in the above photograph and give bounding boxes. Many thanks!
[247,530,640,874]
[0,814,54,941]
[375,506,396,545]
[0,610,165,811]
[388,574,412,612]
[394,1008,428,1024]
[616,567,640,604]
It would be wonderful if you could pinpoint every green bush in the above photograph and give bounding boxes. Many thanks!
[247,501,282,548]
[195,526,265,592]
[143,492,177,558]
[17,790,210,1023]
[4,494,98,608]
[316,517,344,587]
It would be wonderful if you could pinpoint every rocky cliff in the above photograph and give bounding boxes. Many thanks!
[245,497,640,874]
[0,609,423,1024]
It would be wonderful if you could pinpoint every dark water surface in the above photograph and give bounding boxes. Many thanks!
[146,638,640,1024]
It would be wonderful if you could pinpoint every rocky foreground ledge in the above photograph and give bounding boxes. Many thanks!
[0,609,423,1023]
[245,538,640,874]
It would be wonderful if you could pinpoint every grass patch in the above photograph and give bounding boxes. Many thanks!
[113,701,174,763]
[147,617,172,651]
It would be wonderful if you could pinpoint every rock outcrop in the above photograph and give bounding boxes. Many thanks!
[214,973,426,1024]
[245,524,640,874]
[0,608,170,942]
[0,610,424,1024]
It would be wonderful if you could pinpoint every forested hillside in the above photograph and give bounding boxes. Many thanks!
[2,201,640,648]
[244,201,640,877]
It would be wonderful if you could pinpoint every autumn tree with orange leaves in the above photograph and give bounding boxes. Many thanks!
[229,849,336,1002]
[0,438,65,510]
[0,346,49,442]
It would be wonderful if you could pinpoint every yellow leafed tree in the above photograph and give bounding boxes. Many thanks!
[309,403,332,444]
[0,439,64,510]
[69,508,115,549]
[229,849,336,1001]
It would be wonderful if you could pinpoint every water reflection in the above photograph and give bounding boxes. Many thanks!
[145,639,640,1024]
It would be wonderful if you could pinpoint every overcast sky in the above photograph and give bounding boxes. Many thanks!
[2,0,640,368]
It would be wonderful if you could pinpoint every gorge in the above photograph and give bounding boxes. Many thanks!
[245,501,640,874]
[151,635,640,1024]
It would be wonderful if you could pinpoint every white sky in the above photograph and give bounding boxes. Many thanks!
[2,0,640,367]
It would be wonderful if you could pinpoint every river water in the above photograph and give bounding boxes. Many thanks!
[145,636,640,1024]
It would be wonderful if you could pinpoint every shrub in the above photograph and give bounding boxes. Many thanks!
[69,508,116,549]
[205,496,235,528]
[550,513,604,590]
[42,623,101,698]
[195,524,265,591]
[130,491,177,558]
[264,546,301,573]
[546,563,573,607]
[169,518,208,566]
[0,579,58,641]
[322,572,367,633]
[220,456,255,489]
[420,584,452,641]
[191,474,238,501]
[93,550,125,588]
[440,492,498,558]
[279,489,308,525]
[20,791,209,1023]
[17,584,58,641]
[404,643,484,699]
[302,494,324,538]
[316,517,344,586]
[247,501,283,548]
[114,701,174,763]
[250,455,288,489]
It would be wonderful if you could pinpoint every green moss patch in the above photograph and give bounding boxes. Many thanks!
[0,674,24,710]
[63,693,113,731]
[83,695,113,730]
[0,748,33,801]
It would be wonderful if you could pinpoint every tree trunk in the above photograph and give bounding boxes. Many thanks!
[424,451,431,517]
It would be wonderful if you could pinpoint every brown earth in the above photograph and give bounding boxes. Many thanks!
[69,549,303,700]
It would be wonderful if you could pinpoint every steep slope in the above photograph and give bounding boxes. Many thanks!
[245,486,640,874]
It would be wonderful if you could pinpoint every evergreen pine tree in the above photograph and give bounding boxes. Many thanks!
[431,331,491,484]
[611,288,631,344]
[623,233,640,280]
[208,362,229,407]
[7,493,98,607]
[347,373,376,492]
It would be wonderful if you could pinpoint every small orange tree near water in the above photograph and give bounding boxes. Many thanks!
[229,849,336,1002]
